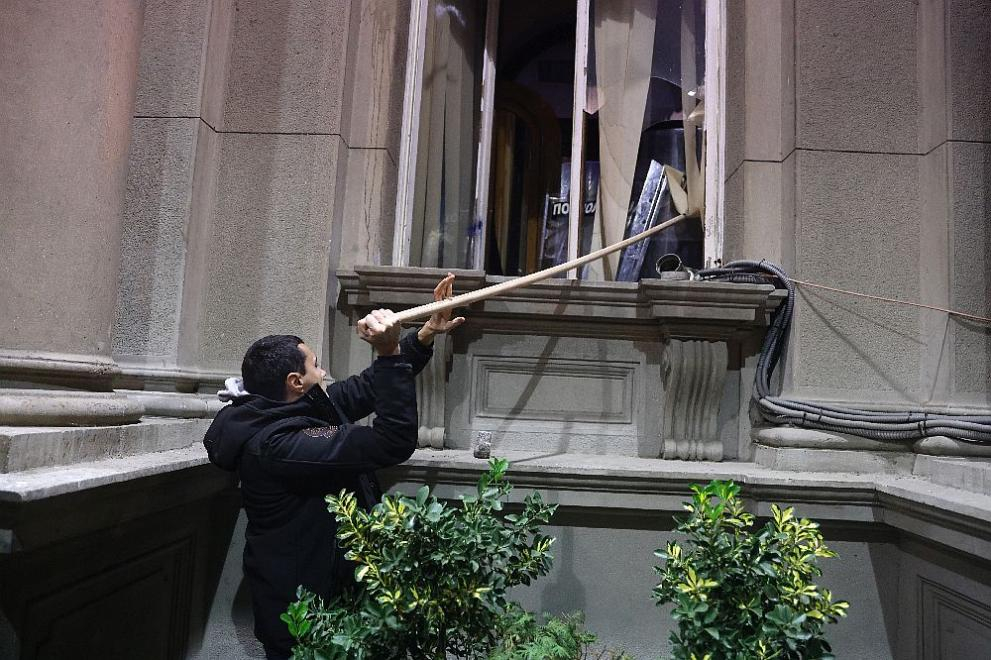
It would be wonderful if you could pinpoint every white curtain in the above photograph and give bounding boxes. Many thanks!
[410,0,480,269]
[584,0,657,280]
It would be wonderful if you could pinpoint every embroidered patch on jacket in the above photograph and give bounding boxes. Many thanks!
[303,426,339,438]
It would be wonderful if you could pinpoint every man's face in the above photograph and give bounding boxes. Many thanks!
[297,343,326,391]
[285,343,326,400]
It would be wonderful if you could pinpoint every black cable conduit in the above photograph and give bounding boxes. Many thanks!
[696,260,991,444]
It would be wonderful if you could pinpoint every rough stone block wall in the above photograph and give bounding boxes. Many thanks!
[192,133,338,371]
[115,0,409,377]
[950,144,991,399]
[944,0,991,404]
[114,0,210,369]
[723,0,991,410]
[2,0,144,359]
[792,0,923,404]
[115,117,201,365]
[331,0,410,273]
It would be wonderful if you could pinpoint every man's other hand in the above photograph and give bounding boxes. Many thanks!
[418,272,467,346]
[357,308,401,356]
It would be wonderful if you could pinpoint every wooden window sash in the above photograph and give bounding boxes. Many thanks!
[393,0,431,267]
[703,0,727,266]
[566,0,591,279]
[470,0,500,270]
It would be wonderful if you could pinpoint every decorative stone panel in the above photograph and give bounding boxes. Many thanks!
[472,355,634,425]
[0,450,239,660]
[919,578,991,659]
[446,334,652,456]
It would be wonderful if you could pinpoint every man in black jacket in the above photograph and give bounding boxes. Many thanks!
[203,274,464,660]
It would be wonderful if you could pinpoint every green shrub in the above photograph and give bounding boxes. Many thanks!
[653,480,849,660]
[283,458,557,659]
[489,608,632,660]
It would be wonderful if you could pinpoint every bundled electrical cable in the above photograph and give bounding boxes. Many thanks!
[697,260,991,444]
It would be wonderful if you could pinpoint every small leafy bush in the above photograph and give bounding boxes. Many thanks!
[653,480,849,660]
[284,458,557,659]
[489,607,632,660]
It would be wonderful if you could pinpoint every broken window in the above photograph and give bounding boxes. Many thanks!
[394,0,721,278]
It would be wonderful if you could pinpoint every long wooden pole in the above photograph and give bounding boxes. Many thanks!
[393,211,698,323]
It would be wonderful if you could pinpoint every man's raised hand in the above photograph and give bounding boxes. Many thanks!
[418,272,467,345]
[356,308,401,356]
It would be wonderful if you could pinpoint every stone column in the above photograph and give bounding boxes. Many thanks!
[0,0,146,425]
[110,0,224,418]
[170,0,346,381]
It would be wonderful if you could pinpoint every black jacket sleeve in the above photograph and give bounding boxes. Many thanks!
[325,330,433,423]
[257,354,418,477]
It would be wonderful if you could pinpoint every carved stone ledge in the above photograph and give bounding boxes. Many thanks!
[114,362,229,395]
[0,419,210,475]
[0,389,144,427]
[754,426,914,452]
[0,352,228,425]
[117,391,226,419]
[381,448,991,561]
[337,266,781,341]
[913,436,991,458]
[754,444,918,475]
[0,351,146,427]
[0,349,121,391]
[113,362,230,419]
[337,267,487,318]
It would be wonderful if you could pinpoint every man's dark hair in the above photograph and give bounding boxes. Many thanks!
[241,334,306,400]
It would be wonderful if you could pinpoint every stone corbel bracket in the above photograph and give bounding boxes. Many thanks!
[661,339,728,460]
[338,267,781,459]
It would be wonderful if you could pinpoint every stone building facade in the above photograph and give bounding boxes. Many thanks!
[0,0,989,658]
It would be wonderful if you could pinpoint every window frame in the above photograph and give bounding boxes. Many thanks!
[392,0,727,273]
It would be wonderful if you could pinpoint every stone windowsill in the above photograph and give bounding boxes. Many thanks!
[337,266,784,341]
